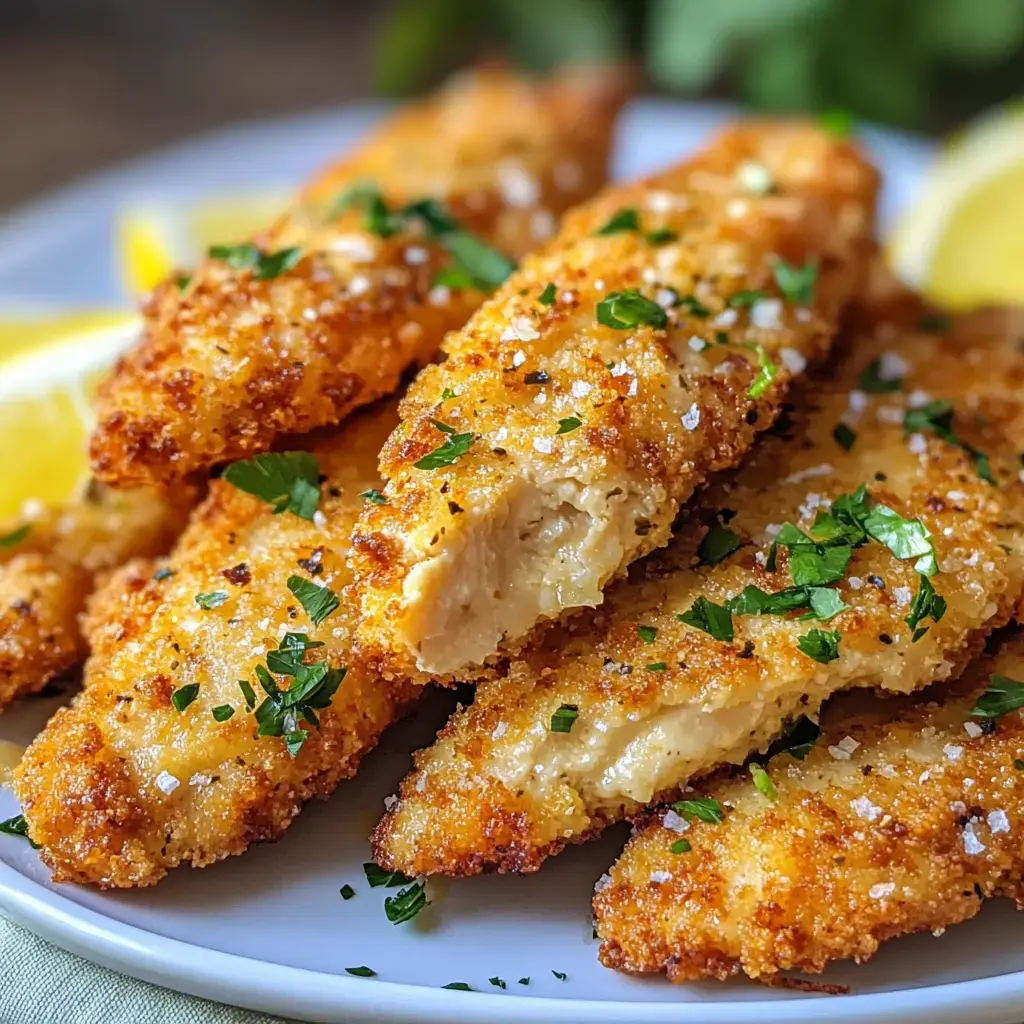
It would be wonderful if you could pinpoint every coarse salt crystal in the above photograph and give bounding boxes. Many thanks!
[837,735,860,753]
[878,350,910,380]
[682,403,701,431]
[531,208,556,240]
[943,744,963,761]
[533,437,553,454]
[348,274,371,297]
[403,245,429,265]
[710,308,738,329]
[155,770,180,795]
[779,348,807,374]
[313,511,327,528]
[907,388,932,408]
[512,350,527,367]
[726,198,749,219]
[571,380,592,398]
[829,745,852,761]
[415,774,427,792]
[656,288,678,309]
[907,432,928,454]
[876,405,905,425]
[892,586,913,608]
[497,160,540,208]
[492,721,507,740]
[963,825,986,855]
[848,576,864,590]
[428,285,451,306]
[594,872,613,893]
[782,463,833,485]
[500,316,540,343]
[330,235,377,261]
[662,809,690,833]
[736,160,773,195]
[851,796,882,822]
[847,389,869,415]
[649,870,672,884]
[750,298,783,330]
[869,882,895,899]
[644,190,677,214]
[964,721,984,739]
[947,489,967,502]
[383,794,398,811]
[988,810,1010,833]
[688,335,708,352]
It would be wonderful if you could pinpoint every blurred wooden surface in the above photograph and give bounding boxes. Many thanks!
[0,0,390,211]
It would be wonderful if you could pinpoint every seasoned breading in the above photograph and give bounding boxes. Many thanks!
[595,632,1024,982]
[370,308,1024,878]
[15,401,418,888]
[352,122,879,677]
[89,68,626,488]
[0,484,192,709]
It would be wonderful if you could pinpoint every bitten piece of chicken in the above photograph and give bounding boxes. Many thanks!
[15,402,417,888]
[352,121,879,677]
[0,484,192,709]
[88,67,626,488]
[595,631,1024,982]
[370,307,1024,878]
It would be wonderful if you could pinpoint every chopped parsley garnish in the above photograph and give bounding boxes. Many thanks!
[728,584,846,621]
[207,243,302,280]
[905,572,946,641]
[414,420,474,470]
[970,675,1024,719]
[673,797,725,824]
[194,591,228,610]
[833,423,857,451]
[596,289,668,330]
[489,976,507,989]
[773,523,852,586]
[359,489,388,505]
[286,575,339,626]
[670,838,692,854]
[917,313,951,333]
[152,567,175,582]
[441,387,457,400]
[0,814,38,848]
[769,715,820,760]
[265,632,323,676]
[551,971,567,981]
[0,525,29,548]
[556,416,583,434]
[212,704,234,722]
[857,357,902,393]
[594,207,640,235]
[819,107,853,138]
[797,628,841,664]
[363,863,413,888]
[550,703,579,733]
[518,977,530,986]
[747,345,778,399]
[697,523,741,565]
[677,597,734,642]
[538,282,558,305]
[238,678,256,710]
[1015,759,1024,770]
[346,966,376,977]
[771,258,817,304]
[903,400,993,484]
[176,274,192,290]
[750,763,778,800]
[676,294,712,318]
[328,182,398,233]
[728,289,765,309]
[646,227,678,245]
[171,683,200,712]
[646,662,668,672]
[442,982,472,991]
[385,882,429,924]
[637,624,658,644]
[340,884,355,900]
[223,451,320,520]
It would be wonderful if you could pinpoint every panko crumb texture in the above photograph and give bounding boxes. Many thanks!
[0,483,193,710]
[352,120,880,677]
[595,630,1024,982]
[15,401,418,888]
[371,305,1024,879]
[88,67,626,488]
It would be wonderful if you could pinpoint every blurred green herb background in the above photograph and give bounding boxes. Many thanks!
[376,0,1024,131]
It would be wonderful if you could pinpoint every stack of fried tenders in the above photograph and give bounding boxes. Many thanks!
[8,64,1021,987]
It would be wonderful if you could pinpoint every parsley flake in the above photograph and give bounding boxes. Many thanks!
[340,884,355,900]
[195,590,228,610]
[729,584,846,621]
[0,525,29,548]
[556,416,583,434]
[359,489,388,505]
[489,977,507,989]
[670,838,692,854]
[223,451,320,520]
[414,421,474,470]
[1015,759,1024,771]
[819,108,853,138]
[904,400,992,484]
[673,797,724,824]
[594,208,639,235]
[857,356,903,394]
[728,290,765,309]
[917,313,951,333]
[596,290,668,330]
[346,966,376,977]
[637,624,657,644]
[833,423,857,451]
[550,703,579,733]
[152,567,175,582]
[773,522,852,586]
[697,523,741,565]
[770,715,820,760]
[212,704,234,722]
[677,294,712,318]
[797,628,841,664]
[171,683,200,712]
[646,227,678,245]
[442,982,472,991]
[750,763,778,800]
[287,575,339,626]
[747,345,779,399]
[538,283,558,305]
[905,572,946,640]
[552,971,567,981]
[207,243,301,280]
[385,881,429,924]
[970,675,1024,719]
[238,678,256,710]
[772,258,817,304]
[363,863,413,888]
[677,597,734,642]
[518,977,530,986]
[646,662,668,672]
[0,814,38,848]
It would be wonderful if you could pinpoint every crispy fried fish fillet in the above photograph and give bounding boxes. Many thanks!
[595,632,1024,981]
[351,122,879,677]
[88,68,625,489]
[370,308,1024,877]
[0,485,192,709]
[15,402,418,888]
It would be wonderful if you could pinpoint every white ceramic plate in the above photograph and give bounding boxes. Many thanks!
[5,100,1024,1024]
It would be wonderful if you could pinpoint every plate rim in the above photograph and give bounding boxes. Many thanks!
[2,858,1024,1024]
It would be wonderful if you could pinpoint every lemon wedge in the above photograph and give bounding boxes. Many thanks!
[0,320,139,519]
[117,193,288,297]
[889,104,1024,309]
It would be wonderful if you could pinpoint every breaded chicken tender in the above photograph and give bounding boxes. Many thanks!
[352,122,879,677]
[371,308,1024,878]
[595,632,1024,982]
[15,403,417,888]
[0,484,192,709]
[88,67,626,488]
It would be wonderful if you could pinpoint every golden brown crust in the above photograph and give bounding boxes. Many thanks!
[88,68,626,488]
[370,307,1024,878]
[15,402,417,888]
[351,121,880,676]
[595,632,1024,981]
[0,484,193,708]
